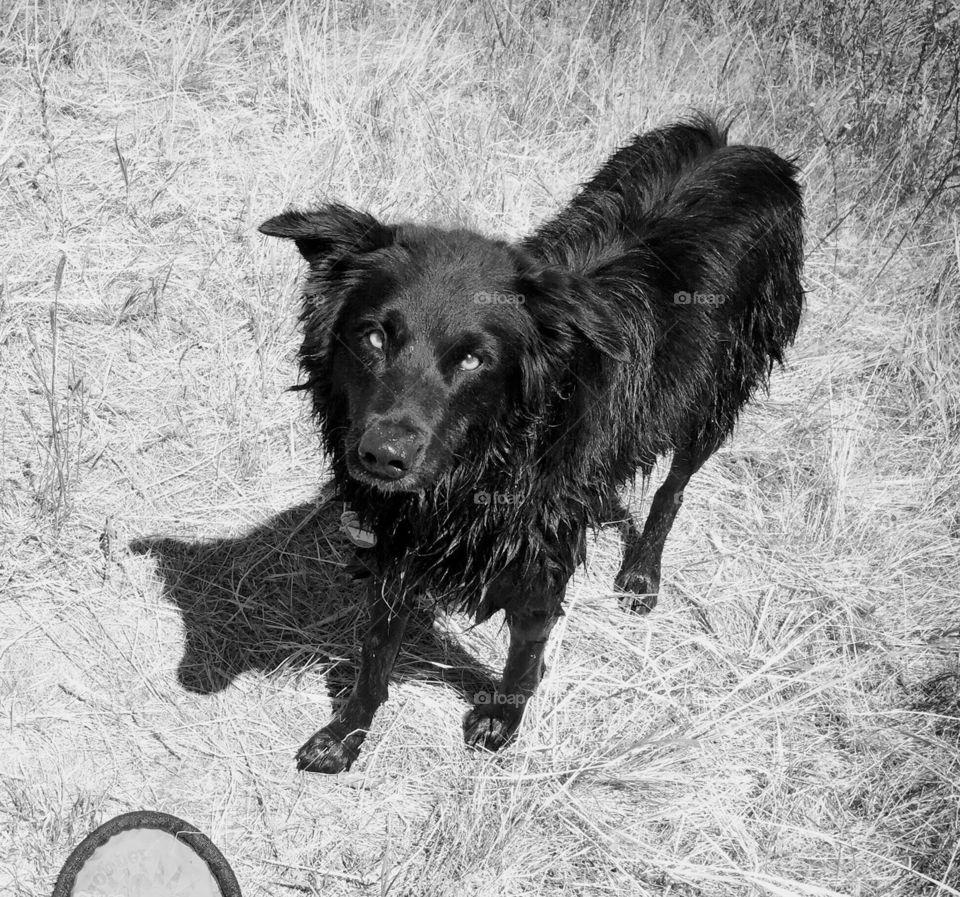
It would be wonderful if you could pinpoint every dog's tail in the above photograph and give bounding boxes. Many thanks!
[586,113,728,208]
[526,115,728,269]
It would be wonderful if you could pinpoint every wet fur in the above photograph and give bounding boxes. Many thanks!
[266,116,803,619]
[260,115,804,770]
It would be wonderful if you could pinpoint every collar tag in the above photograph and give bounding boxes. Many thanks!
[340,509,377,548]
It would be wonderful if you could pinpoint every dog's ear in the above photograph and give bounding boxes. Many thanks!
[259,203,395,268]
[260,205,396,420]
[512,251,630,363]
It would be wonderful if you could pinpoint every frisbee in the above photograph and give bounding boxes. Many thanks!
[51,810,242,897]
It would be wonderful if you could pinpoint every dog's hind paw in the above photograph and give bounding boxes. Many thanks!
[614,569,660,615]
[463,707,520,752]
[296,728,360,774]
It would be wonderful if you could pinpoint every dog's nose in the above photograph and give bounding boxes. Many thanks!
[358,422,426,479]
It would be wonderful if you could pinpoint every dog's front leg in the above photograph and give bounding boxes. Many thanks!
[463,563,566,752]
[297,580,410,773]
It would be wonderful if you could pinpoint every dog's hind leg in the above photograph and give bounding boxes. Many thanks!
[615,438,717,615]
[296,580,410,773]
[603,492,642,549]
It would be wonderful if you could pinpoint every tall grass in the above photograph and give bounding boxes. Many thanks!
[22,253,88,528]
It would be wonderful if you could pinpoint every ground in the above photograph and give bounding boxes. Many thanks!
[1,1,959,895]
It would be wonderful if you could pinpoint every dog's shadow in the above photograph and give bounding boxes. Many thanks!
[129,492,498,708]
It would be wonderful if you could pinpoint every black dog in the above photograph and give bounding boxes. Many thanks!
[260,116,803,773]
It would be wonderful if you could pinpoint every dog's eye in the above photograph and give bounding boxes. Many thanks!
[366,330,385,350]
[459,353,482,371]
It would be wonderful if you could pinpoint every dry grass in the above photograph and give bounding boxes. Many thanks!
[2,0,959,894]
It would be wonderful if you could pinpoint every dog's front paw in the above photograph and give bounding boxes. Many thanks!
[463,706,521,752]
[296,728,360,774]
[614,567,660,615]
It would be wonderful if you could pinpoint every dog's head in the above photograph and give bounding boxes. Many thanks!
[260,204,627,493]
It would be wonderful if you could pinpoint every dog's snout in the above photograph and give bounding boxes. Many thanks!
[358,421,426,479]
